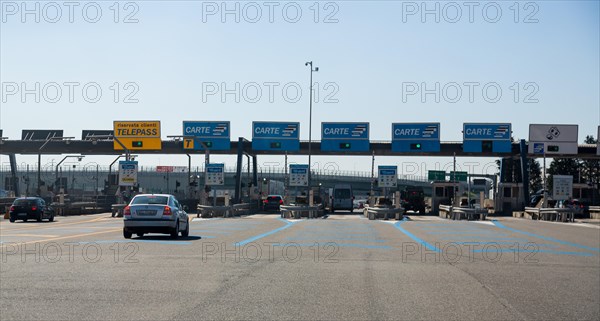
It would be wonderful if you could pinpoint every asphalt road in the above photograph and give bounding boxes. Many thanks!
[1,213,599,320]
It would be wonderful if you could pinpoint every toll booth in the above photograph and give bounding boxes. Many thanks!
[572,183,598,204]
[431,181,460,215]
[495,182,525,214]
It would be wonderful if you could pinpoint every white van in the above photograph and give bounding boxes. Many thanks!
[331,184,354,213]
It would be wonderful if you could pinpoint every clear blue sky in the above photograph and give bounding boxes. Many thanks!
[1,1,599,176]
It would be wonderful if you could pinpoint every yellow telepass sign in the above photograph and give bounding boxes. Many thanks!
[113,121,162,150]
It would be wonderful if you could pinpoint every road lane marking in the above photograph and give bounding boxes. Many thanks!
[491,220,600,253]
[0,228,121,248]
[273,243,391,250]
[76,240,192,245]
[0,216,108,232]
[1,233,59,238]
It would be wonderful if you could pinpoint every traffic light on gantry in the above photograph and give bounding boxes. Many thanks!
[410,143,422,150]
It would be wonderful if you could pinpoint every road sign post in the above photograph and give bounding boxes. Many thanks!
[252,122,300,151]
[113,121,162,151]
[463,123,511,153]
[528,124,578,155]
[428,170,446,181]
[321,122,370,152]
[182,121,230,150]
[392,123,440,152]
[378,166,398,189]
[289,164,309,187]
[118,161,138,186]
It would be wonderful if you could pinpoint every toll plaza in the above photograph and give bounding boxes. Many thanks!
[0,121,599,221]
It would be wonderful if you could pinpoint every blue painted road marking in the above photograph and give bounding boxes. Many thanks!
[272,243,392,250]
[237,218,300,246]
[492,220,600,253]
[394,221,439,252]
[77,240,192,245]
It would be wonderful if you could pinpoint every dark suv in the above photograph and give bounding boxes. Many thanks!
[263,195,283,212]
[9,197,54,222]
[401,186,426,214]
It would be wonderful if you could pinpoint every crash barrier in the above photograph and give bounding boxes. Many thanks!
[589,206,600,220]
[439,205,487,220]
[280,205,321,219]
[50,202,99,216]
[111,204,126,217]
[198,205,232,218]
[232,203,252,216]
[524,207,574,222]
[364,207,404,220]
[196,203,253,218]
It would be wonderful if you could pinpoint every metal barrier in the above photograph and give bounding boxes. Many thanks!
[364,207,404,220]
[524,207,574,222]
[196,203,253,218]
[589,206,600,219]
[197,205,232,218]
[110,204,126,217]
[439,205,487,220]
[280,205,320,219]
[232,203,252,216]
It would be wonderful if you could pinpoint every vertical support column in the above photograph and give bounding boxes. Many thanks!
[9,154,20,196]
[519,139,529,210]
[187,154,191,198]
[234,137,244,203]
[37,153,42,196]
[252,155,258,187]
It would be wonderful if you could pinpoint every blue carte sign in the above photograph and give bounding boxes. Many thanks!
[183,121,230,150]
[463,123,511,140]
[252,121,300,151]
[463,123,511,153]
[321,122,369,152]
[391,123,440,152]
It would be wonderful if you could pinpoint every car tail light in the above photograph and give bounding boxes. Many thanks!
[10,206,15,212]
[31,206,37,211]
[123,206,131,216]
[163,206,172,215]
[279,199,283,204]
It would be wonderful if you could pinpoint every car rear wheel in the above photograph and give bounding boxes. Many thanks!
[171,222,179,238]
[49,215,54,222]
[37,212,42,222]
[9,217,15,223]
[181,221,189,237]
[123,228,132,239]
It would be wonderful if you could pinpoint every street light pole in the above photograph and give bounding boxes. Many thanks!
[305,61,318,192]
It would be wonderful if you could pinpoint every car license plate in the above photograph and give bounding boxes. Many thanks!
[137,210,156,216]
[17,213,27,216]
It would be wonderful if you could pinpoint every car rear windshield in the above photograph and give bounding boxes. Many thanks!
[334,189,351,198]
[131,196,169,205]
[267,196,282,201]
[13,199,38,206]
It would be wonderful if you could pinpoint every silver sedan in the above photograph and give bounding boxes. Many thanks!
[123,194,190,239]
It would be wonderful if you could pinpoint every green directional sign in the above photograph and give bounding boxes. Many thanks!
[428,170,446,181]
[449,171,468,182]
